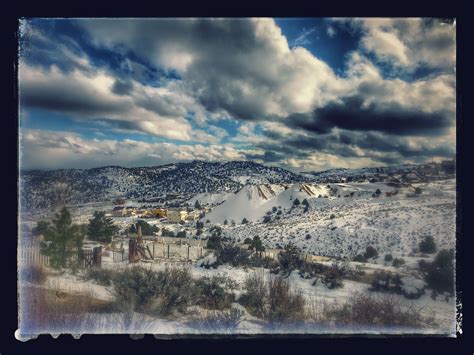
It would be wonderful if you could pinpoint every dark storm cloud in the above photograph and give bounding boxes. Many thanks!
[245,150,286,163]
[291,95,452,137]
[111,79,134,96]
[21,79,131,116]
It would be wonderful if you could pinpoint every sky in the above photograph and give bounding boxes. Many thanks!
[18,18,456,171]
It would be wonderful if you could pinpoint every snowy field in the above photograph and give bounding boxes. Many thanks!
[18,178,457,336]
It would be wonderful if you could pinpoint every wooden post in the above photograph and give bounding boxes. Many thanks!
[187,245,190,261]
[153,243,155,258]
[167,244,170,259]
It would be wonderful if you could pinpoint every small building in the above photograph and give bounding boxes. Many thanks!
[168,210,188,223]
[185,211,199,221]
[112,206,126,217]
[153,208,167,218]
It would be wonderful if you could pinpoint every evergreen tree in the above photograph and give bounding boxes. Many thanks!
[248,236,265,252]
[40,207,84,269]
[32,220,51,237]
[87,211,119,243]
[194,200,202,210]
[241,218,249,224]
[293,198,300,206]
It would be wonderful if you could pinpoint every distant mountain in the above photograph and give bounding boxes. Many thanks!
[20,160,308,210]
[302,164,423,181]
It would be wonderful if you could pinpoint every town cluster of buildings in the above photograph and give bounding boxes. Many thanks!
[111,203,210,223]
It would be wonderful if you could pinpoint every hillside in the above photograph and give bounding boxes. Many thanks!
[20,161,308,210]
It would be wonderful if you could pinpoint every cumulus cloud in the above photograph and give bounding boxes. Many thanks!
[18,18,456,171]
[336,18,456,71]
[20,130,246,170]
[78,18,341,120]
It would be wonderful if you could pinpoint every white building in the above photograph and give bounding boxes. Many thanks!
[168,210,188,223]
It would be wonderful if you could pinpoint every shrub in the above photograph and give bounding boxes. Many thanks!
[277,210,282,216]
[392,258,405,268]
[218,242,250,267]
[243,237,252,244]
[241,218,249,224]
[320,263,345,289]
[266,276,305,324]
[326,292,430,327]
[195,274,237,310]
[278,243,303,271]
[248,236,265,252]
[302,199,309,206]
[375,188,381,195]
[370,271,403,294]
[364,245,378,259]
[293,198,300,206]
[239,271,267,318]
[190,307,244,332]
[176,230,187,238]
[353,254,367,262]
[419,236,437,254]
[424,249,454,294]
[272,207,278,212]
[330,214,336,219]
[305,234,312,240]
[384,254,393,262]
[85,267,115,286]
[263,216,272,223]
[20,265,47,284]
[206,234,222,250]
[112,266,198,316]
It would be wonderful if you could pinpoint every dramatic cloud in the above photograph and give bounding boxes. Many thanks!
[335,18,456,71]
[18,18,456,171]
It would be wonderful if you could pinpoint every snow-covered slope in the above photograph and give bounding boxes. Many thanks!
[20,161,308,210]
[220,179,456,259]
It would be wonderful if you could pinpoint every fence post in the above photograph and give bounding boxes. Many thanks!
[167,244,170,259]
[187,245,190,261]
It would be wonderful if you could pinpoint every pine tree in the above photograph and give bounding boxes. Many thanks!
[87,211,119,243]
[32,220,51,237]
[248,236,265,252]
[194,200,202,210]
[40,207,85,269]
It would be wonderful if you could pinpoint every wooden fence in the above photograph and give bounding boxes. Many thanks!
[18,242,50,267]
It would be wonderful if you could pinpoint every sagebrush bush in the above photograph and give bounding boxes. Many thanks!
[217,243,250,267]
[240,271,267,318]
[392,258,405,268]
[20,265,47,284]
[195,274,237,310]
[320,263,345,289]
[190,307,244,332]
[113,266,198,316]
[326,292,431,328]
[85,267,115,286]
[278,243,303,272]
[266,276,305,324]
[370,271,403,294]
[240,272,305,324]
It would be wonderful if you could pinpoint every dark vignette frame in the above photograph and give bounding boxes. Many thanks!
[1,0,472,354]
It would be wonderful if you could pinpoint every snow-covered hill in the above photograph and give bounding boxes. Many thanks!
[216,179,456,259]
[20,161,308,210]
